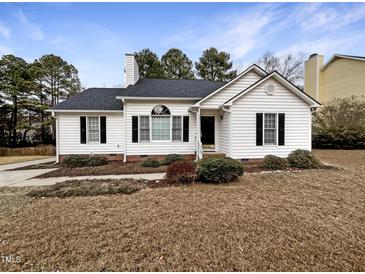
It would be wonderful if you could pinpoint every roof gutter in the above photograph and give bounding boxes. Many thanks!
[116,96,201,101]
[45,109,124,113]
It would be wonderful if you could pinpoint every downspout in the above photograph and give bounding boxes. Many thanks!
[221,105,231,158]
[122,99,127,162]
[52,112,59,163]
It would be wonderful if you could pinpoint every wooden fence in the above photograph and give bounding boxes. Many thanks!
[0,146,56,156]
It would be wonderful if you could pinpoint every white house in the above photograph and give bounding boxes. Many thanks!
[50,53,320,162]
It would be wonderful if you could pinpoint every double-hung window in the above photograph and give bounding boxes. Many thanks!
[140,116,150,141]
[264,113,276,145]
[152,116,170,140]
[172,116,182,141]
[88,116,100,143]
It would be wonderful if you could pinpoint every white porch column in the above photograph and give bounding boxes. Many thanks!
[196,107,202,160]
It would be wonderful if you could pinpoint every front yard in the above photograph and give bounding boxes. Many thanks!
[0,149,364,271]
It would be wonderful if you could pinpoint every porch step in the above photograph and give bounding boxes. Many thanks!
[202,152,226,158]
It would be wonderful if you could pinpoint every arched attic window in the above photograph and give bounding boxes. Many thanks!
[151,105,171,115]
[151,105,171,141]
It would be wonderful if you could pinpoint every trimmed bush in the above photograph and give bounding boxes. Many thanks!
[313,96,365,149]
[197,157,243,183]
[141,158,161,168]
[162,154,184,165]
[261,155,288,170]
[165,160,196,184]
[63,155,108,168]
[287,149,320,169]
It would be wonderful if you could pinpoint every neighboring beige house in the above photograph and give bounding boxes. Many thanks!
[304,54,365,103]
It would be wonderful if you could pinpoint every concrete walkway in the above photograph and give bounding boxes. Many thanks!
[0,156,165,187]
[0,157,56,171]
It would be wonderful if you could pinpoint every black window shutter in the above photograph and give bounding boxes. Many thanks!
[183,116,189,142]
[132,116,138,143]
[100,116,106,144]
[80,116,86,144]
[256,113,263,146]
[278,113,285,146]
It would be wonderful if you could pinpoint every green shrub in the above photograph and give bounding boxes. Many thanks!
[63,155,108,168]
[287,149,320,169]
[165,160,196,184]
[313,96,365,149]
[197,157,243,183]
[142,158,161,168]
[162,154,184,165]
[261,155,288,170]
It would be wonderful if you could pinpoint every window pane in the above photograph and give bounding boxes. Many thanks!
[152,116,170,140]
[140,116,150,141]
[264,113,276,144]
[172,116,182,141]
[88,117,99,142]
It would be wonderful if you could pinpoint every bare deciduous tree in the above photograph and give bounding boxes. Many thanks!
[257,52,305,86]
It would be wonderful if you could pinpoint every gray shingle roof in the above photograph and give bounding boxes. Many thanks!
[50,78,226,111]
[51,88,124,111]
[121,78,226,98]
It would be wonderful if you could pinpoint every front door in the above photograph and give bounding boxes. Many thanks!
[201,116,215,149]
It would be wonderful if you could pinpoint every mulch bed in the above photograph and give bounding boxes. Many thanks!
[35,161,167,178]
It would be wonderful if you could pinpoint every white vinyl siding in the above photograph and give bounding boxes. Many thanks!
[230,78,311,159]
[126,100,196,156]
[58,112,124,155]
[218,112,230,155]
[200,71,261,109]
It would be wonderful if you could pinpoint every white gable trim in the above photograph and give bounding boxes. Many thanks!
[223,71,321,107]
[321,54,365,71]
[192,64,267,107]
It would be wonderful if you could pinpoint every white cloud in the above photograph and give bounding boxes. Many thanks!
[17,9,45,41]
[0,44,13,55]
[277,32,363,57]
[0,23,11,39]
[301,3,365,32]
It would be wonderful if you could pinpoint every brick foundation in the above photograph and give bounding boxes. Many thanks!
[126,154,195,162]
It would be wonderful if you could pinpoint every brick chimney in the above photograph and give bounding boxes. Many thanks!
[124,53,140,87]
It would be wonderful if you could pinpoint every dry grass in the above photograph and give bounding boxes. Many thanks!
[0,149,364,271]
[37,161,167,178]
[0,156,51,165]
[27,179,145,198]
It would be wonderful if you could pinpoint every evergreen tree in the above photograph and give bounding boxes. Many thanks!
[195,47,237,81]
[161,48,195,79]
[134,48,164,79]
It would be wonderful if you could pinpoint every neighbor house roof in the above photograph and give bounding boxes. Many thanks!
[321,54,365,70]
[50,78,226,111]
[50,88,124,111]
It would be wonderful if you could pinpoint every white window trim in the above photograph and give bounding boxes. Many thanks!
[138,115,150,142]
[138,114,185,143]
[86,116,101,144]
[172,116,183,142]
[151,115,172,142]
[263,112,278,146]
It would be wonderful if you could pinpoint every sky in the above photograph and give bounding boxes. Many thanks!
[0,2,365,88]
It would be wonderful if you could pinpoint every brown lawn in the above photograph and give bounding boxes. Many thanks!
[0,149,364,271]
[0,156,51,165]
